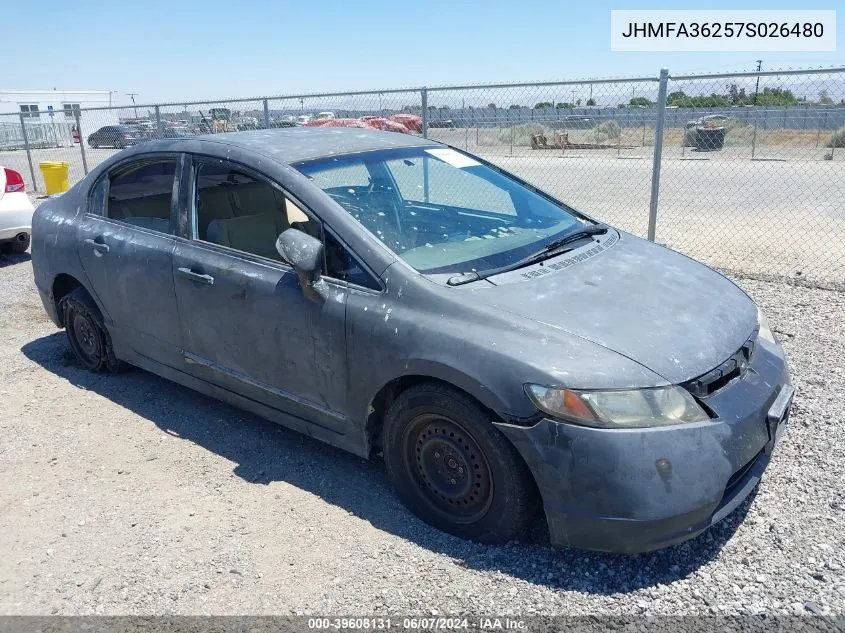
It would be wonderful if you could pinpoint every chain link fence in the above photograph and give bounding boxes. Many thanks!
[2,67,843,286]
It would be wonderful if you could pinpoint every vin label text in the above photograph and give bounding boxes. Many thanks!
[610,10,836,51]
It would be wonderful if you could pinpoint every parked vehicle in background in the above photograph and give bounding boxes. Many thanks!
[363,117,408,133]
[428,119,455,129]
[296,115,314,125]
[316,112,336,121]
[303,118,365,129]
[389,114,423,132]
[685,115,731,129]
[271,118,298,129]
[0,167,35,253]
[142,125,194,141]
[31,128,793,553]
[87,125,143,149]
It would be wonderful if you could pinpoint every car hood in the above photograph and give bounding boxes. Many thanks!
[465,231,757,384]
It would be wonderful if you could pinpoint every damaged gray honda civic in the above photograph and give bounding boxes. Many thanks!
[31,128,793,552]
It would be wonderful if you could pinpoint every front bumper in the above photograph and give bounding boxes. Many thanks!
[495,339,792,553]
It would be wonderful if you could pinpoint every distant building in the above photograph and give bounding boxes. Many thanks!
[0,89,118,118]
[0,90,119,149]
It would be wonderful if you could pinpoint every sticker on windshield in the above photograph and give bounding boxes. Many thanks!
[425,148,481,169]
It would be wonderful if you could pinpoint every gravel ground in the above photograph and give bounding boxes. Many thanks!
[0,251,843,616]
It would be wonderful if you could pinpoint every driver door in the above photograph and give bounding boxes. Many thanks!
[172,156,349,431]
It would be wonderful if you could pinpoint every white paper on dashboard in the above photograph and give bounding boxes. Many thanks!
[425,148,481,168]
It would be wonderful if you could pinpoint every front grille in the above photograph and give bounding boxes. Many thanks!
[684,329,758,398]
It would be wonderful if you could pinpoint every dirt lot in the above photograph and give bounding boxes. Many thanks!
[0,249,843,616]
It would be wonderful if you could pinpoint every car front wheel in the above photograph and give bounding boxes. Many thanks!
[61,287,125,372]
[383,383,539,543]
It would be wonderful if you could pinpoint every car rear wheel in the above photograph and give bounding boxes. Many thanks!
[383,383,539,543]
[1,233,30,254]
[61,287,125,373]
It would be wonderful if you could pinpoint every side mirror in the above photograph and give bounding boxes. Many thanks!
[276,228,326,302]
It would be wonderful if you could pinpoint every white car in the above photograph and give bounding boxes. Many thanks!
[0,167,35,254]
[316,111,336,120]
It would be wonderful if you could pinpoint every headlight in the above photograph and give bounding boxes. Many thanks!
[525,384,711,429]
[757,307,778,345]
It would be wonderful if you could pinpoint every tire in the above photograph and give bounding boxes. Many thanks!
[383,382,539,544]
[61,287,125,373]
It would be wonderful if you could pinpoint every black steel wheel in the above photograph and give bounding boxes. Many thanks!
[383,383,539,543]
[406,414,494,524]
[61,287,125,373]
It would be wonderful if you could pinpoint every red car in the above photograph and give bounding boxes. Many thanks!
[305,117,410,134]
[389,114,423,132]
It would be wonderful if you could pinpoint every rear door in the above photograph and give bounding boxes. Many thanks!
[171,156,350,431]
[76,155,184,368]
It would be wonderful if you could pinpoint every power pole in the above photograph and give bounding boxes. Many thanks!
[127,92,139,118]
[751,60,763,158]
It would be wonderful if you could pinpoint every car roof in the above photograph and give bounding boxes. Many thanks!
[140,127,440,164]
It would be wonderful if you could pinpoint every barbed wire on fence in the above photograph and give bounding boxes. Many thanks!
[1,66,843,286]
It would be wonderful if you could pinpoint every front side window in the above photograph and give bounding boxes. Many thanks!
[193,161,318,262]
[105,160,176,234]
[325,232,380,290]
[295,147,582,275]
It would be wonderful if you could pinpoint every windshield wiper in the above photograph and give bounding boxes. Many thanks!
[447,223,609,287]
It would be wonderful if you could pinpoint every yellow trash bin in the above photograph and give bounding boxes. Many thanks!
[39,161,70,195]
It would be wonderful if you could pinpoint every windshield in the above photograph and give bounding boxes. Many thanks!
[295,147,586,275]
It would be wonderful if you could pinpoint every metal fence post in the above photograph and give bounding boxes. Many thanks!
[18,113,38,192]
[751,108,759,159]
[263,99,270,129]
[647,67,669,242]
[421,88,428,138]
[154,105,161,135]
[74,109,89,175]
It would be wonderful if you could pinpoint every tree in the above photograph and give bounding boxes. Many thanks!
[487,102,497,109]
[819,90,834,105]
[586,97,596,106]
[534,102,553,109]
[726,83,748,106]
[555,102,573,109]
[755,87,798,106]
[629,96,654,107]
[508,104,524,109]
[668,90,687,104]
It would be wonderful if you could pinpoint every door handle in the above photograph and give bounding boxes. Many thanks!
[177,267,214,285]
[84,238,109,254]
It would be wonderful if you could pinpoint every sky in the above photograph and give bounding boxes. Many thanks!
[4,0,843,107]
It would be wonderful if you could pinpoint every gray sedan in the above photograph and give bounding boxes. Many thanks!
[31,128,793,552]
